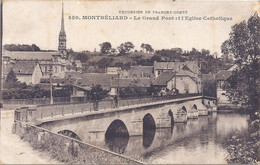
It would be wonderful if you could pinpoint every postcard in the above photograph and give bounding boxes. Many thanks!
[1,0,259,164]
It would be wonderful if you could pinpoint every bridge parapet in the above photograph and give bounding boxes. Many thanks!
[14,105,37,124]
[14,95,216,126]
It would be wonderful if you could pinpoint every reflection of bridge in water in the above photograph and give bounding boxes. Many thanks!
[15,95,217,157]
[92,113,219,159]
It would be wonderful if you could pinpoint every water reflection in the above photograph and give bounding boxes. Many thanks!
[143,128,155,148]
[143,113,156,148]
[105,119,129,154]
[101,113,249,164]
[105,136,129,154]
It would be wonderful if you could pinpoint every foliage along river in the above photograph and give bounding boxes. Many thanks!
[90,113,249,164]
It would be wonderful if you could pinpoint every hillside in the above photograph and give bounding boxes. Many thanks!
[70,48,231,74]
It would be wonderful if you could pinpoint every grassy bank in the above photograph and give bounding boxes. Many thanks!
[13,122,144,164]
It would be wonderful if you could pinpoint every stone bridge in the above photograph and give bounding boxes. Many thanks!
[15,96,216,144]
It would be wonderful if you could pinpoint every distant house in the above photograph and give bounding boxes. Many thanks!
[3,51,67,76]
[152,71,200,94]
[123,66,154,79]
[74,60,82,72]
[227,63,240,71]
[75,73,118,91]
[12,61,43,84]
[71,73,118,101]
[110,78,152,96]
[106,67,121,75]
[215,70,233,106]
[64,71,82,79]
[154,61,201,78]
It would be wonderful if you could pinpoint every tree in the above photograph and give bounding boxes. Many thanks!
[117,42,134,55]
[89,85,109,110]
[99,42,112,54]
[110,48,117,55]
[97,57,114,69]
[89,85,108,101]
[141,43,154,53]
[4,70,27,89]
[222,12,260,112]
[141,43,145,52]
[145,44,154,53]
[4,44,41,51]
[31,44,40,51]
[73,52,89,63]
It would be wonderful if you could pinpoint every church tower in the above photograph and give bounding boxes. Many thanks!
[58,2,66,58]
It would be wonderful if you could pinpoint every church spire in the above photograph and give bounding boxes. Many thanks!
[61,2,65,32]
[58,2,67,58]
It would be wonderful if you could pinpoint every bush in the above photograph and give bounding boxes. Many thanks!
[225,112,260,164]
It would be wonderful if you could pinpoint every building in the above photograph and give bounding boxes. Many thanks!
[12,61,43,84]
[75,73,118,91]
[154,61,201,78]
[2,3,70,80]
[152,71,200,94]
[58,2,67,58]
[106,67,121,75]
[122,65,154,79]
[215,70,233,106]
[3,51,67,77]
[153,61,202,93]
[110,78,151,96]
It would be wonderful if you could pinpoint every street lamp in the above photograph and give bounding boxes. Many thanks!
[49,66,53,104]
[117,69,120,98]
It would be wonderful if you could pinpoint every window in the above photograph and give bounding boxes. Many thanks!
[45,66,47,72]
[158,70,161,75]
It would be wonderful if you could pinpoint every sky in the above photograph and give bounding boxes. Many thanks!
[3,0,260,56]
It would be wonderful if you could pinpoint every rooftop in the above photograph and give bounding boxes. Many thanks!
[12,61,40,75]
[215,70,233,81]
[110,78,151,88]
[76,73,118,90]
[4,51,60,61]
[202,74,215,82]
[153,70,197,86]
[154,61,199,70]
[152,71,175,86]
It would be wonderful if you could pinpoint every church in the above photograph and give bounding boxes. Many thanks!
[3,3,72,84]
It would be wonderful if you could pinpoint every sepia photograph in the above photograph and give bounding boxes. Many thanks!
[0,0,259,164]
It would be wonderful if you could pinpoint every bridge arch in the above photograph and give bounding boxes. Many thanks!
[105,119,129,138]
[105,119,129,154]
[57,130,81,141]
[193,104,198,110]
[182,106,187,113]
[143,113,156,148]
[143,113,156,130]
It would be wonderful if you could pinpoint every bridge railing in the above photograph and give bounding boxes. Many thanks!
[14,93,207,122]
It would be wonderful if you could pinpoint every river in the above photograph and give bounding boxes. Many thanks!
[1,110,250,164]
[96,112,250,164]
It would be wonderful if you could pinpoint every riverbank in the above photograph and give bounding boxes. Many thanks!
[0,110,60,164]
[12,121,144,164]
